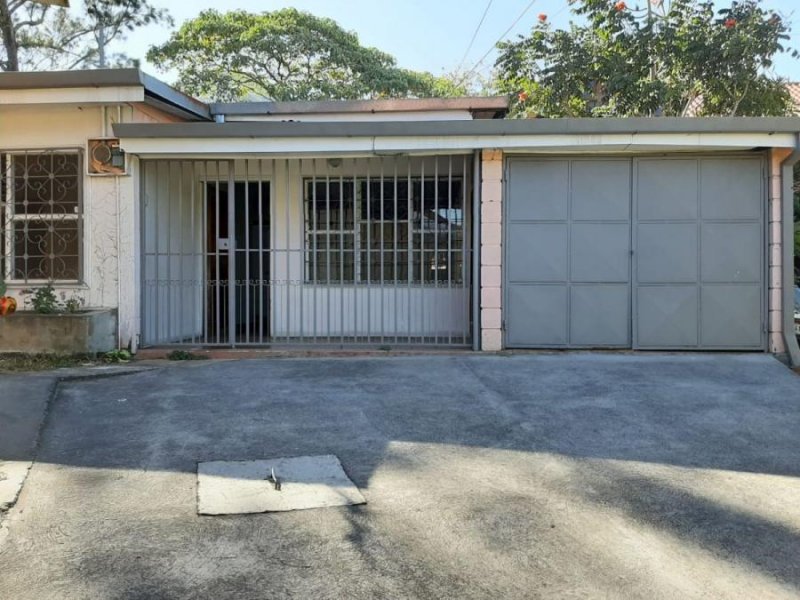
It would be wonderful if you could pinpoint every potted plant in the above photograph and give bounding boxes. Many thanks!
[0,276,17,317]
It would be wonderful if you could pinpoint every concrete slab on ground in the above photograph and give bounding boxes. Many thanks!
[0,353,799,599]
[197,455,366,515]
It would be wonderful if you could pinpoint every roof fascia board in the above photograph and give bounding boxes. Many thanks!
[0,85,144,105]
[113,117,800,139]
[118,132,796,156]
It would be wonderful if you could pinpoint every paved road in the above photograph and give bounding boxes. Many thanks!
[1,354,799,599]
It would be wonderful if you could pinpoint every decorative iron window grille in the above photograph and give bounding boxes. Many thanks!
[0,150,82,282]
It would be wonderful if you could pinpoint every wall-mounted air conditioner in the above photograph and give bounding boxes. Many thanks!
[87,138,126,176]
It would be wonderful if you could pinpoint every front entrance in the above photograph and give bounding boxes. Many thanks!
[140,157,473,347]
[504,155,766,350]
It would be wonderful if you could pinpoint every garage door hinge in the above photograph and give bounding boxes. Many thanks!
[502,319,506,331]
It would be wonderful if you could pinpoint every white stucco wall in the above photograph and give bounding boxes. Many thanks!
[0,103,176,350]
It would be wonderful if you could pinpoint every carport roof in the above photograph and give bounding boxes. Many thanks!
[113,116,800,138]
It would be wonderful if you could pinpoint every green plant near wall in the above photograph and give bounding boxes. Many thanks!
[31,285,60,314]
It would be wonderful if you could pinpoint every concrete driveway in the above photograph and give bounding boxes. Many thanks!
[1,353,799,599]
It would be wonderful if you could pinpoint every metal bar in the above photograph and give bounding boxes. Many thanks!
[200,161,208,346]
[462,154,469,345]
[326,170,331,344]
[434,156,439,345]
[352,158,358,342]
[448,155,453,345]
[244,161,251,344]
[472,150,481,351]
[214,162,221,344]
[138,161,147,345]
[311,159,318,343]
[299,159,305,343]
[154,161,160,344]
[379,159,385,344]
[178,161,184,343]
[258,160,265,344]
[190,161,196,345]
[366,159,372,343]
[227,160,236,346]
[270,158,277,343]
[285,159,291,343]
[393,160,399,344]
[420,159,426,341]
[339,169,345,345]
[407,157,412,343]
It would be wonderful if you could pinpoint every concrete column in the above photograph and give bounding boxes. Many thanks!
[768,148,790,354]
[480,150,503,351]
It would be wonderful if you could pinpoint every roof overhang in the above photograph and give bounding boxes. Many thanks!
[0,69,210,121]
[114,117,800,156]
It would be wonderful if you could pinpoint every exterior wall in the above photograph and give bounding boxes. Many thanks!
[480,150,503,351]
[769,148,791,353]
[1,103,178,351]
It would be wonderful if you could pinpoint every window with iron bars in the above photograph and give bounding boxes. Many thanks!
[304,177,465,284]
[0,151,82,283]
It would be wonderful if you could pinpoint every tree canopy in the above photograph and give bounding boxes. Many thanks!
[147,8,462,102]
[0,0,169,71]
[495,0,795,117]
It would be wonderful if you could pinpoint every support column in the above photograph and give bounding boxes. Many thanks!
[480,150,503,351]
[768,148,790,354]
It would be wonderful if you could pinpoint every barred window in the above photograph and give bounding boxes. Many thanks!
[0,151,82,282]
[304,176,464,284]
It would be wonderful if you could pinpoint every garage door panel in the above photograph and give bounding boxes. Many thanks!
[701,285,762,347]
[507,223,567,282]
[507,285,568,346]
[700,159,762,220]
[701,223,761,283]
[570,285,629,346]
[507,160,569,221]
[571,160,630,221]
[637,160,698,221]
[636,223,698,283]
[636,286,699,347]
[571,223,630,283]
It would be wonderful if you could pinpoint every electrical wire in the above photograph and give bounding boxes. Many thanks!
[455,0,495,75]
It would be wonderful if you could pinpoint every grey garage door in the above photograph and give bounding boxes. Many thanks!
[505,156,765,350]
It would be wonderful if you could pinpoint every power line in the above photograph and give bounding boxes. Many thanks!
[455,0,495,75]
[458,0,540,84]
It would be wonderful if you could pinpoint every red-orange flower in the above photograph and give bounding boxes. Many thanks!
[518,91,530,102]
[724,17,737,29]
[538,13,547,22]
[614,1,627,11]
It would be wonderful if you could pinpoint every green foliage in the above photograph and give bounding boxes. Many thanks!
[166,350,209,361]
[495,0,794,118]
[103,349,132,363]
[147,8,455,102]
[31,285,59,314]
[63,295,84,314]
[0,275,5,297]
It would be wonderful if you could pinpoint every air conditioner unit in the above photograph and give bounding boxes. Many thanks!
[87,138,126,176]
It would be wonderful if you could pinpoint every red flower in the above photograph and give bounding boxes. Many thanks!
[724,17,737,29]
[518,91,530,102]
[614,1,627,11]
[538,13,547,22]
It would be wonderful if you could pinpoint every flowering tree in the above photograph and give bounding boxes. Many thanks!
[495,0,795,117]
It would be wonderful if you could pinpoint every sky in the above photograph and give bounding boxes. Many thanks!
[104,0,800,84]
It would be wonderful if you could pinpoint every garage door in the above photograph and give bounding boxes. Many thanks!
[634,157,765,349]
[504,156,765,350]
[505,158,632,347]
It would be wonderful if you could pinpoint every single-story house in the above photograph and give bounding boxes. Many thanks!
[1,69,798,365]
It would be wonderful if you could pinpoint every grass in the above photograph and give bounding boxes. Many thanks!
[0,353,100,373]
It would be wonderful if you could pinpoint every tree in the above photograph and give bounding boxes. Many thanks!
[495,0,794,117]
[0,0,169,71]
[147,8,454,102]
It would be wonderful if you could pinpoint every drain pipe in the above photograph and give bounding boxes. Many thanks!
[472,150,481,351]
[780,136,800,367]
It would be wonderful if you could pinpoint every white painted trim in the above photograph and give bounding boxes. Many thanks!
[0,86,145,105]
[119,132,797,156]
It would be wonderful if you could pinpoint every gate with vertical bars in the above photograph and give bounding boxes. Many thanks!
[140,155,473,347]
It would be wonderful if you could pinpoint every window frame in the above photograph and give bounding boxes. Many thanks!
[303,174,465,285]
[0,148,84,285]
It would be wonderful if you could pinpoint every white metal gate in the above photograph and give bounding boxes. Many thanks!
[140,156,473,347]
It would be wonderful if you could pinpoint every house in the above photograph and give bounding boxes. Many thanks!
[1,68,798,365]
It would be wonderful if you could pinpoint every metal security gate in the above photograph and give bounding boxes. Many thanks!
[140,156,473,347]
[505,155,766,350]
